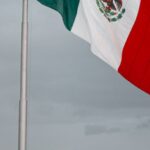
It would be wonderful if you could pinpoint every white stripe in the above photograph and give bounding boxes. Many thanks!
[71,0,141,69]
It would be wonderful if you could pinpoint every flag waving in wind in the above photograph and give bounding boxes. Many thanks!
[37,0,150,95]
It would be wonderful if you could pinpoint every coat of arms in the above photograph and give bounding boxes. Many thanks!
[96,0,126,22]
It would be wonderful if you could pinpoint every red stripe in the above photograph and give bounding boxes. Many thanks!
[118,0,150,95]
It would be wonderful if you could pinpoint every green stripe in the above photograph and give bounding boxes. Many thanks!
[37,0,80,30]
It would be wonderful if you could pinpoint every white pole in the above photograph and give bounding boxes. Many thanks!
[18,0,28,150]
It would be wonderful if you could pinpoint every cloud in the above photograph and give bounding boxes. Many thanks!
[84,116,150,136]
[85,125,121,135]
[136,117,150,129]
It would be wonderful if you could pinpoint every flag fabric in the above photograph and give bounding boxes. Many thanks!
[37,0,150,95]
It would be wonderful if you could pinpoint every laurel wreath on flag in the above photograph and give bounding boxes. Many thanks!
[96,0,127,22]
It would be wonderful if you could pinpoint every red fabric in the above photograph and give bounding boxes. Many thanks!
[118,0,150,95]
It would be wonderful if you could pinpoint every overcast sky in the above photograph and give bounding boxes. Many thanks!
[0,0,150,150]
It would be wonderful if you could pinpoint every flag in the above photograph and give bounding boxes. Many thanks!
[37,0,150,95]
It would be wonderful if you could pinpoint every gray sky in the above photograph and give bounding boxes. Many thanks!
[0,0,150,150]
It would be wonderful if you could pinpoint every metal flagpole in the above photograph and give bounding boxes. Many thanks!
[18,0,28,150]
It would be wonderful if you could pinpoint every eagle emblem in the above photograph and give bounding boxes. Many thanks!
[96,0,126,22]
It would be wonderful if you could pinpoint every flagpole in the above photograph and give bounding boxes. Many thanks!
[18,0,28,150]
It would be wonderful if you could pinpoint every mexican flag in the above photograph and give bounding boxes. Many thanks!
[37,0,150,95]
